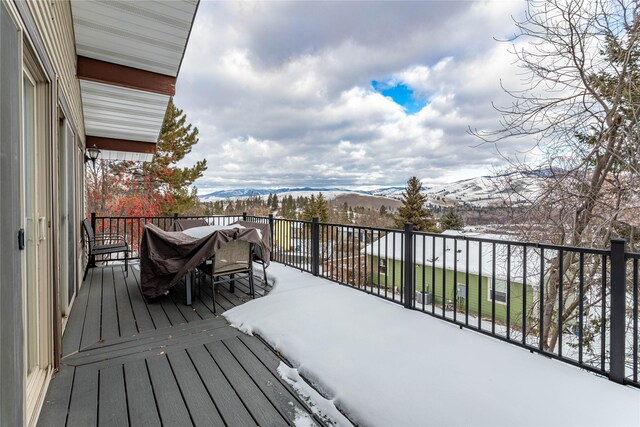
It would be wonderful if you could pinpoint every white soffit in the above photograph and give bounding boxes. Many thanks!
[80,80,169,143]
[72,1,198,161]
[71,0,198,76]
[100,150,154,162]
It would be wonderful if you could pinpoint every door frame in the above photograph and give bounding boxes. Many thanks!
[21,36,54,427]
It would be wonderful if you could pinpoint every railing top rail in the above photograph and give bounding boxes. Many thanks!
[319,222,401,234]
[626,251,640,259]
[94,214,243,220]
[274,218,313,225]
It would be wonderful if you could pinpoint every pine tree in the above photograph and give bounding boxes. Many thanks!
[395,176,438,232]
[107,99,207,215]
[440,207,464,230]
[301,195,316,221]
[148,99,207,213]
[301,193,329,222]
[271,193,279,211]
[281,195,296,219]
[339,202,350,223]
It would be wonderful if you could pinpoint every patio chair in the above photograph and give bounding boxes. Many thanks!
[82,218,129,280]
[195,239,255,314]
[170,218,209,231]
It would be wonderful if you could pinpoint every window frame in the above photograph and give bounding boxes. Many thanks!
[488,278,508,305]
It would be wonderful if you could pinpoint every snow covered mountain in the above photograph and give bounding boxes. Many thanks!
[423,172,543,208]
[198,171,544,208]
[199,187,403,202]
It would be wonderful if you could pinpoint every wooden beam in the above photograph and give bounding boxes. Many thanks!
[86,136,156,155]
[77,56,175,96]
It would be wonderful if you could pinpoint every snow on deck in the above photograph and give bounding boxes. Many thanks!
[224,264,640,427]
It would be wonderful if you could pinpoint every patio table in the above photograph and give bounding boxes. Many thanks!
[139,222,270,300]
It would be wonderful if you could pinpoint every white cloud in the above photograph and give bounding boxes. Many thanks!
[174,0,534,191]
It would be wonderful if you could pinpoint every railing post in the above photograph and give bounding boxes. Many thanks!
[311,217,320,276]
[242,211,247,221]
[610,238,627,384]
[173,212,178,220]
[268,214,274,261]
[403,222,414,309]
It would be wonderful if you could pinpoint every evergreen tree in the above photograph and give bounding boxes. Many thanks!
[281,195,296,219]
[301,193,329,222]
[303,195,314,220]
[339,202,350,223]
[440,207,464,230]
[147,99,207,213]
[271,193,279,211]
[89,99,207,216]
[395,176,438,232]
[316,193,329,222]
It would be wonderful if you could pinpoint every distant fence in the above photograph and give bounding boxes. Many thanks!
[90,212,639,388]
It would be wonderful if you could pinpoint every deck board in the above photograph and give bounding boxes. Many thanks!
[225,337,307,424]
[62,269,92,357]
[37,365,75,427]
[38,264,323,427]
[97,365,128,426]
[205,341,289,427]
[114,267,137,337]
[124,360,161,427]
[126,268,156,332]
[166,351,225,427]
[160,295,188,326]
[80,269,103,350]
[101,267,120,340]
[65,324,242,369]
[131,268,172,330]
[187,345,256,427]
[146,355,193,426]
[65,366,98,427]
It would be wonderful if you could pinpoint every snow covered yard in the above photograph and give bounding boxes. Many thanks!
[224,264,640,427]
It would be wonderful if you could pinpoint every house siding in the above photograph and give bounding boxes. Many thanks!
[368,256,536,325]
[27,0,84,139]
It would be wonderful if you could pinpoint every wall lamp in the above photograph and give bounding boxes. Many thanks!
[85,144,101,167]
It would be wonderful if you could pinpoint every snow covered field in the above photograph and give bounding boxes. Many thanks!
[225,264,640,427]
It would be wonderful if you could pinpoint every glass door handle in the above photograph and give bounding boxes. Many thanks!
[39,216,46,241]
[18,229,25,250]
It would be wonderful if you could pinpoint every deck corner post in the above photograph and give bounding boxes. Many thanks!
[403,222,414,309]
[242,211,247,221]
[610,237,627,384]
[312,217,320,276]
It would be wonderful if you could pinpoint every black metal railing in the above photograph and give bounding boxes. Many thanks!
[91,212,244,258]
[88,212,640,388]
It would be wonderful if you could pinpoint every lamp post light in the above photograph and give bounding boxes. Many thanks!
[85,144,101,168]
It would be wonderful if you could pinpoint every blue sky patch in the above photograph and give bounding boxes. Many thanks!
[371,80,427,114]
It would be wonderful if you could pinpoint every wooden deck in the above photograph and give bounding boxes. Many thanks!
[38,264,324,427]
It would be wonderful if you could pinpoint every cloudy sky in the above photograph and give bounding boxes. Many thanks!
[174,0,536,193]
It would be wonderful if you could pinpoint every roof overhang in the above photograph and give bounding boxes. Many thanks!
[72,0,199,162]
